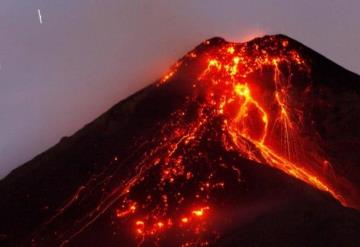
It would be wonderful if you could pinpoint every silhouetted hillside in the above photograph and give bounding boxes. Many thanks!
[0,34,360,247]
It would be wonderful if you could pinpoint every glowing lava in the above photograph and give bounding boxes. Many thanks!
[32,35,359,247]
[111,36,351,244]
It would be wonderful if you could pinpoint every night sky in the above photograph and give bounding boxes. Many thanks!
[1,0,359,178]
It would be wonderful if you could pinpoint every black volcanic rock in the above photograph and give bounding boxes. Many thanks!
[0,34,360,247]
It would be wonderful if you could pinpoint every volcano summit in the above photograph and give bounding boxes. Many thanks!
[0,35,360,247]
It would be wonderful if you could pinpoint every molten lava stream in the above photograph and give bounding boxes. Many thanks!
[192,41,349,208]
[32,37,358,247]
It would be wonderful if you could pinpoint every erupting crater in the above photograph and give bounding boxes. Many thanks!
[108,36,356,245]
[4,35,360,247]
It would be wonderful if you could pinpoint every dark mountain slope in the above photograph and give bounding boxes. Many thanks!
[0,34,360,246]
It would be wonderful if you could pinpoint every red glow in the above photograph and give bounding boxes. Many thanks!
[192,207,210,217]
[115,36,356,245]
[34,36,359,247]
[181,217,189,223]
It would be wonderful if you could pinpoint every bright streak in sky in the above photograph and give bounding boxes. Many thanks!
[37,8,43,24]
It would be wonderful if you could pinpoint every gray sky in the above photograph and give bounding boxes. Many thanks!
[0,0,359,178]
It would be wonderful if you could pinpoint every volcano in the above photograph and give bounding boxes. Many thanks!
[1,34,360,247]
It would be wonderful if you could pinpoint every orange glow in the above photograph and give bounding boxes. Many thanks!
[160,60,183,84]
[227,46,235,54]
[107,36,359,247]
[192,210,203,217]
[234,83,250,97]
[38,36,358,247]
[190,39,348,209]
[192,207,210,217]
[110,36,355,245]
[135,220,144,226]
[115,202,137,218]
[181,217,189,223]
[135,220,145,235]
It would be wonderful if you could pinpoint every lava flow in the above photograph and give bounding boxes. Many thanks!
[114,37,354,245]
[30,36,359,247]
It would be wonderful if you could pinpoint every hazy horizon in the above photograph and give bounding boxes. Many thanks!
[1,0,360,178]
